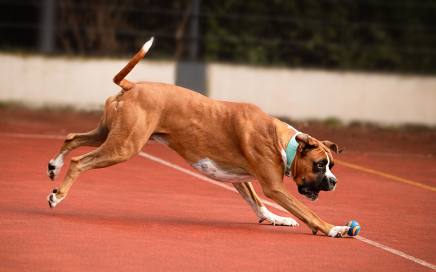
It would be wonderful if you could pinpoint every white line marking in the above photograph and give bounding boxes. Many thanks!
[0,132,65,140]
[0,132,160,144]
[138,152,237,193]
[138,152,285,210]
[138,151,436,271]
[355,236,436,270]
[2,132,434,270]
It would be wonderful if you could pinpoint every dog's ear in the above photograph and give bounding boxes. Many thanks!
[322,140,342,154]
[296,133,319,153]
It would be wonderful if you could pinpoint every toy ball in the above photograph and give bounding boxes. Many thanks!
[346,220,361,236]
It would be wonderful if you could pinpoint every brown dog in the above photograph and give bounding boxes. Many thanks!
[47,38,349,237]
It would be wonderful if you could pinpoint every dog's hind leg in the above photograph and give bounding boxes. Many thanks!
[233,182,298,227]
[48,104,155,208]
[47,121,108,180]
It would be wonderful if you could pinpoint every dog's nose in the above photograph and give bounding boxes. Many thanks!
[329,177,337,186]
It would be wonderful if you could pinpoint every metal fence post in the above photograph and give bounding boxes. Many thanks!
[189,0,200,60]
[39,0,55,53]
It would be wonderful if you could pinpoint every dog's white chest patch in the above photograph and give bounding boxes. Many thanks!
[192,158,251,183]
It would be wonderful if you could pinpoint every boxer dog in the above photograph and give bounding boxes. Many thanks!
[47,38,349,237]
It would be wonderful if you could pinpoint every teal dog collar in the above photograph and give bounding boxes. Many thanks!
[285,132,302,176]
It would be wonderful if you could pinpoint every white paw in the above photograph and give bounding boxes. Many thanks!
[328,226,350,238]
[47,189,64,208]
[259,207,299,227]
[48,156,64,180]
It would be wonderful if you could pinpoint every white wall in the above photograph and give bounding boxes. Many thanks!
[208,64,436,125]
[0,53,175,109]
[1,53,435,125]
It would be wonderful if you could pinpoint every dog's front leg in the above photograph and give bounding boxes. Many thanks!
[257,172,348,237]
[233,182,298,227]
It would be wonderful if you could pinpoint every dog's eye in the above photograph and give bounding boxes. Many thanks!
[316,162,324,168]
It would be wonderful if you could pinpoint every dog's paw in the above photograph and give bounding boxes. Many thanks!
[47,189,64,208]
[258,207,299,227]
[47,157,63,181]
[47,161,57,180]
[328,226,350,238]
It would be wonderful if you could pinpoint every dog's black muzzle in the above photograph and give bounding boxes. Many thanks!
[319,176,337,191]
[298,176,337,201]
[298,183,320,201]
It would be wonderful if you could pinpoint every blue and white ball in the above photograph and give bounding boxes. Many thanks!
[346,220,361,236]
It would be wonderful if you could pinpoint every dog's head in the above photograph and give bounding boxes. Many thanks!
[291,133,340,201]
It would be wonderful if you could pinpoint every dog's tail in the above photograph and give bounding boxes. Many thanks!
[113,37,154,90]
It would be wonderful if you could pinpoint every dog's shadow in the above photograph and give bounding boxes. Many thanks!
[17,206,322,237]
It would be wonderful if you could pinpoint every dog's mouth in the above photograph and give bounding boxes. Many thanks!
[298,185,319,201]
[303,191,319,201]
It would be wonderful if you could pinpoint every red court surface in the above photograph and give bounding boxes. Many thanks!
[0,109,435,271]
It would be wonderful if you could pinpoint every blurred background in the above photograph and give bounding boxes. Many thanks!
[0,0,435,126]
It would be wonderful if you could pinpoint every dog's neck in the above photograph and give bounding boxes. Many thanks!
[284,131,302,176]
[273,119,301,177]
